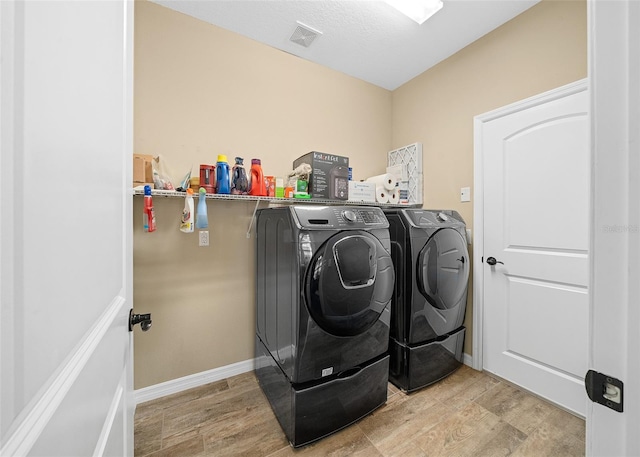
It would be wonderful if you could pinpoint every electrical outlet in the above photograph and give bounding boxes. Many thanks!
[199,230,209,247]
[460,187,471,202]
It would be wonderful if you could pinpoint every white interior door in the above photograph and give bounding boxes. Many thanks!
[0,1,134,455]
[476,81,589,416]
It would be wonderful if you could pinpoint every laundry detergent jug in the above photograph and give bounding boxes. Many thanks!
[250,159,266,196]
[231,157,249,194]
[216,155,230,194]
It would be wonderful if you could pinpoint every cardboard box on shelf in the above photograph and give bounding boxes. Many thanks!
[293,151,349,200]
[134,154,154,186]
[275,177,285,198]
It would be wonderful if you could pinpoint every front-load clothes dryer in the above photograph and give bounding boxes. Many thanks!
[255,206,394,447]
[384,209,469,392]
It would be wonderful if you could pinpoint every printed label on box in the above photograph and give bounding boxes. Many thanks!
[348,181,376,202]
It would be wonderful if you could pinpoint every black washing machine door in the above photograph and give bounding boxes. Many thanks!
[305,231,394,337]
[415,228,469,336]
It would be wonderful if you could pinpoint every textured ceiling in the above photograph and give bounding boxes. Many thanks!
[152,0,541,90]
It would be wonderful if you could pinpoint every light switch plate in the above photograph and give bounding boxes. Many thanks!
[461,187,471,202]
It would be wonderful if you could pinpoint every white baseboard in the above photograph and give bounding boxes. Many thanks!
[135,352,477,405]
[134,358,255,405]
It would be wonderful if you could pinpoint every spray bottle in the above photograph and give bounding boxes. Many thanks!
[195,187,208,229]
[180,188,194,233]
[143,185,156,232]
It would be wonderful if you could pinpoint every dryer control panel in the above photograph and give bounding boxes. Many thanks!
[402,209,465,229]
[291,206,389,229]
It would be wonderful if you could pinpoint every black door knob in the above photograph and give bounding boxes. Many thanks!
[486,256,504,266]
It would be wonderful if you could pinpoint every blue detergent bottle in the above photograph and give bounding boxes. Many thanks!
[216,155,230,194]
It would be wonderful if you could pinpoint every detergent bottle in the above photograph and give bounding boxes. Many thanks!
[250,159,266,196]
[231,157,249,194]
[199,164,215,194]
[215,155,230,194]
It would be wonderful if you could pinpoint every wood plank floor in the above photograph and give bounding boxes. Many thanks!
[134,365,585,457]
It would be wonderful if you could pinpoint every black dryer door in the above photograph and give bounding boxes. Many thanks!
[417,228,469,310]
[305,231,394,337]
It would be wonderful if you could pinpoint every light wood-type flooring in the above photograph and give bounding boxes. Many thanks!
[134,365,585,457]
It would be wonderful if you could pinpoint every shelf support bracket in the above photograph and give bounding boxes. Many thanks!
[247,199,261,239]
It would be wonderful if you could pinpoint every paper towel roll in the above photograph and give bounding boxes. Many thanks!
[388,188,400,205]
[375,186,389,204]
[366,173,397,191]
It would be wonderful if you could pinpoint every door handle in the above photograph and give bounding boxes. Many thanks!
[486,256,504,266]
[129,309,152,332]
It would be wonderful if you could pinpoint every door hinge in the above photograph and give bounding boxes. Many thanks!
[585,369,623,412]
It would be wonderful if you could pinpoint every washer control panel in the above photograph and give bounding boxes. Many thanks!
[292,206,388,229]
[342,209,357,223]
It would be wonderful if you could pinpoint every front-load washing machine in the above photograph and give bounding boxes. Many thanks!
[384,209,469,392]
[255,206,394,447]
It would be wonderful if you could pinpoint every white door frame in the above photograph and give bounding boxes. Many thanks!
[587,0,639,455]
[471,78,588,372]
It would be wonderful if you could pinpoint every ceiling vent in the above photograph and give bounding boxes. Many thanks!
[289,21,322,48]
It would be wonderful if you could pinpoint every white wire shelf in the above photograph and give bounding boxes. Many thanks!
[132,187,419,208]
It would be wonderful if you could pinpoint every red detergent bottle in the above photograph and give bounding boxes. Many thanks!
[250,159,266,196]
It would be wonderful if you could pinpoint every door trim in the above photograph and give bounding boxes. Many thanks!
[472,78,588,371]
[587,0,640,454]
